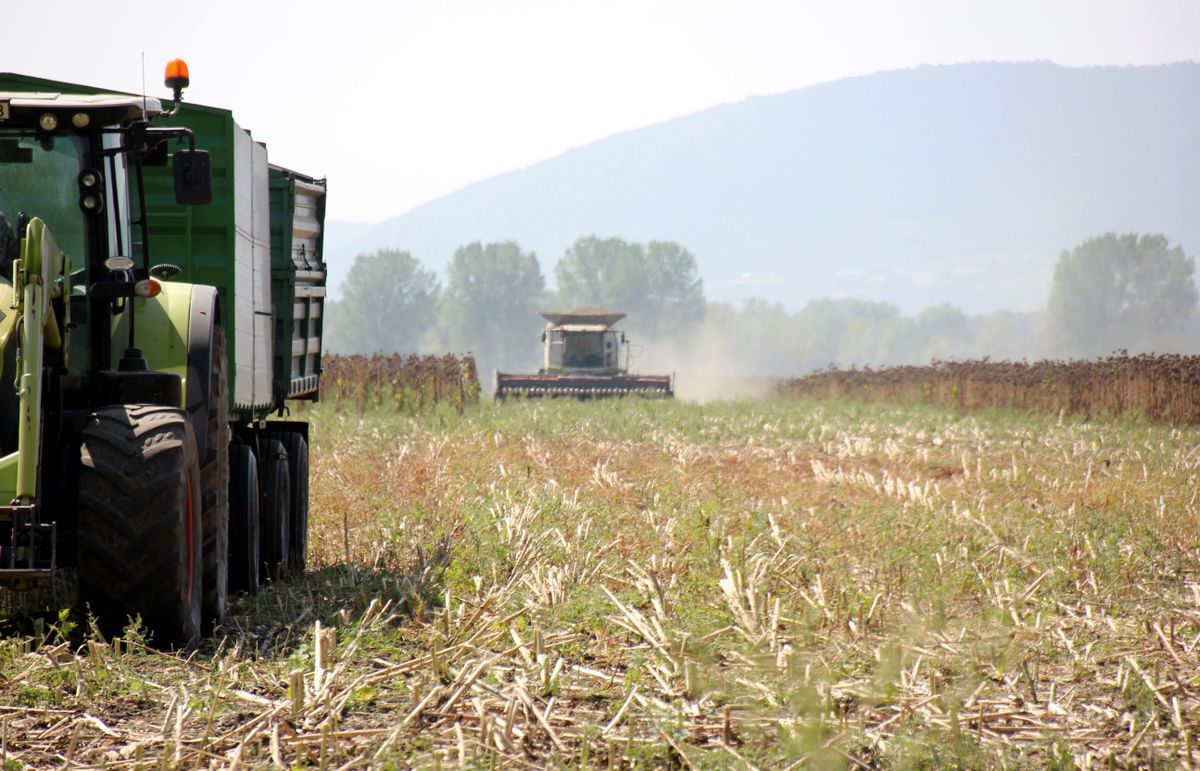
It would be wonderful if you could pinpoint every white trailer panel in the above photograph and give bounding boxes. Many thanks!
[232,124,274,411]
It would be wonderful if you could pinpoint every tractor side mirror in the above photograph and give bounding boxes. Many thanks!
[173,149,212,205]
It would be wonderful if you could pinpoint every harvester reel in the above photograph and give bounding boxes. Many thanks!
[494,374,674,400]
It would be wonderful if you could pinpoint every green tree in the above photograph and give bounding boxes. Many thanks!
[439,241,545,377]
[970,310,1037,360]
[795,299,899,370]
[1047,233,1197,357]
[837,315,916,367]
[326,249,439,354]
[554,236,704,340]
[553,236,632,308]
[697,298,801,376]
[913,304,970,360]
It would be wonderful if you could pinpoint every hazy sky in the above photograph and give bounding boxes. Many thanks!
[6,1,1198,222]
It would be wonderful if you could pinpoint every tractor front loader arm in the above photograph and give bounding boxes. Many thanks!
[12,218,67,505]
[0,218,68,585]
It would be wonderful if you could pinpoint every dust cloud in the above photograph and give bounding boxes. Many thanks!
[628,327,775,403]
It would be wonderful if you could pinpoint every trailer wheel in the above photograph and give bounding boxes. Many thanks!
[78,405,202,648]
[227,443,260,594]
[200,326,229,633]
[263,430,308,576]
[258,439,290,581]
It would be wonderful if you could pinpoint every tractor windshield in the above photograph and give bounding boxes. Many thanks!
[0,132,88,269]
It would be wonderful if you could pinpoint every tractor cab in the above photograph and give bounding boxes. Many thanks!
[0,74,212,403]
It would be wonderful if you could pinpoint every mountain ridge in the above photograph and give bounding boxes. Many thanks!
[325,61,1200,313]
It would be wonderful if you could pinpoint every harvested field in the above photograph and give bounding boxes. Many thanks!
[1,398,1198,768]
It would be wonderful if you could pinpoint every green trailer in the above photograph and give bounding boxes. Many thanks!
[0,64,325,645]
[143,102,326,419]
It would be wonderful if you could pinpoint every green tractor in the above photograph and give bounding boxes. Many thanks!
[0,62,326,645]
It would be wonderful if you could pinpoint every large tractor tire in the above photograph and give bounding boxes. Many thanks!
[227,443,260,594]
[78,405,202,648]
[258,439,290,581]
[200,326,229,634]
[263,430,309,576]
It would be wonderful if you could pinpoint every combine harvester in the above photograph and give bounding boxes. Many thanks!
[495,307,674,399]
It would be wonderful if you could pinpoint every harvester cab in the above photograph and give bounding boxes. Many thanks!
[494,307,674,398]
[542,308,627,372]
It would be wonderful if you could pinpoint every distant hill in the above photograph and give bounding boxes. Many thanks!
[324,62,1200,313]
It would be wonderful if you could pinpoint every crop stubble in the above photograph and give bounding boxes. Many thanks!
[0,397,1196,768]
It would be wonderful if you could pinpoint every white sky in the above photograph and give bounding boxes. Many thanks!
[6,0,1199,222]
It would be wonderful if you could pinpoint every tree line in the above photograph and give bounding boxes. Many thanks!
[325,232,1199,378]
[325,236,705,379]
